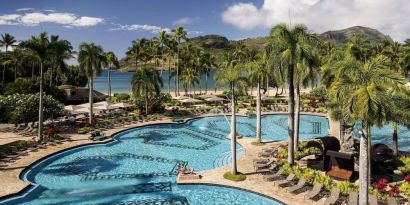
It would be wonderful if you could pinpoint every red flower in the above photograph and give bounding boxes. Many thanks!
[388,185,400,197]
[404,175,410,182]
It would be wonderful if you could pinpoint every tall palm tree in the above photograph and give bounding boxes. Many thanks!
[248,52,269,143]
[105,51,119,98]
[158,30,169,76]
[20,32,49,141]
[131,67,163,114]
[269,23,319,165]
[0,33,17,86]
[216,52,247,175]
[328,55,405,205]
[172,27,188,96]
[126,39,147,71]
[201,53,217,94]
[48,35,73,87]
[78,43,106,124]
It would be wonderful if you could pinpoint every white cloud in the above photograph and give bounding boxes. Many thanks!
[0,11,104,27]
[222,0,410,41]
[173,17,199,26]
[110,23,171,33]
[188,31,203,35]
[15,8,34,12]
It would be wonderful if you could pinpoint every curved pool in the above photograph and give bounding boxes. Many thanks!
[0,114,330,205]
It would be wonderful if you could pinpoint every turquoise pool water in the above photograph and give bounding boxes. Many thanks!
[0,114,330,205]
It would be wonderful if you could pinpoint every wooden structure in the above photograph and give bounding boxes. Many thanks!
[306,137,341,171]
[326,150,355,180]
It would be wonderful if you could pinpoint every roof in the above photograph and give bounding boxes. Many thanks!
[65,87,108,102]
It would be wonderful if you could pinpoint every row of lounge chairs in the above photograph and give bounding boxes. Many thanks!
[93,115,162,133]
[0,123,39,137]
[252,147,401,205]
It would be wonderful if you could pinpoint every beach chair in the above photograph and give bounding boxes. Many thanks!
[369,195,378,205]
[263,168,284,181]
[253,158,270,164]
[274,173,295,187]
[387,197,397,205]
[256,164,278,173]
[254,158,275,169]
[347,192,358,205]
[324,188,340,205]
[304,183,323,200]
[258,149,275,158]
[286,179,307,193]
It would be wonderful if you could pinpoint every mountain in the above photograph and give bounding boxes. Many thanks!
[320,26,392,43]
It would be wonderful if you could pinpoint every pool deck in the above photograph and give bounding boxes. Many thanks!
[0,111,337,204]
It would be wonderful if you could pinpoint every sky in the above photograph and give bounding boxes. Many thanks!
[1,0,410,61]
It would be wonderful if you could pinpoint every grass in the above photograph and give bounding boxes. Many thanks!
[223,172,247,181]
[251,141,266,146]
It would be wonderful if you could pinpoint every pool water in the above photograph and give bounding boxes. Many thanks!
[0,114,330,205]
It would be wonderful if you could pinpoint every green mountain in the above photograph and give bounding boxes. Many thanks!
[320,26,392,43]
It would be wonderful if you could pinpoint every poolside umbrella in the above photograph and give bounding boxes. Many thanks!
[94,104,117,110]
[64,105,77,111]
[173,96,190,100]
[111,102,134,108]
[75,107,103,114]
[94,101,110,106]
[205,96,225,102]
[180,98,202,103]
[76,103,91,108]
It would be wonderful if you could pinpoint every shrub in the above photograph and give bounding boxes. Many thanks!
[77,127,91,134]
[313,171,333,191]
[335,181,359,196]
[399,182,410,196]
[0,93,64,123]
[396,156,410,174]
[308,87,327,98]
[112,93,131,102]
[223,172,246,181]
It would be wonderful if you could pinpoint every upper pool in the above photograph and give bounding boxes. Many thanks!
[0,114,330,205]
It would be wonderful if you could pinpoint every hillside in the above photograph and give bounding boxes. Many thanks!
[120,26,392,71]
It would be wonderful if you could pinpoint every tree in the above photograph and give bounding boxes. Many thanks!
[216,52,248,175]
[131,67,163,114]
[247,52,269,143]
[172,27,188,96]
[158,30,169,76]
[20,32,50,141]
[269,23,319,165]
[105,51,119,98]
[328,55,405,205]
[0,33,17,86]
[201,52,217,94]
[48,35,73,87]
[78,43,106,124]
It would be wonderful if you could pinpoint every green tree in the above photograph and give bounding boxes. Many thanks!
[0,33,17,85]
[171,27,188,96]
[216,52,248,175]
[269,23,319,165]
[328,55,405,205]
[105,51,120,98]
[48,35,73,87]
[78,43,106,124]
[131,67,163,114]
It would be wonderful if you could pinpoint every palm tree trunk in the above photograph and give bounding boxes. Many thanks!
[145,89,149,114]
[205,74,208,94]
[38,62,44,141]
[294,83,301,151]
[199,76,202,94]
[176,46,180,96]
[32,61,35,79]
[288,64,295,165]
[359,120,369,205]
[168,60,171,94]
[2,64,5,86]
[50,66,53,87]
[231,83,237,175]
[256,79,262,143]
[108,65,111,98]
[392,122,399,156]
[89,71,94,125]
[14,65,17,80]
[266,74,269,95]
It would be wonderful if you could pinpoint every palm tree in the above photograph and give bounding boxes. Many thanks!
[78,43,106,124]
[20,32,49,141]
[158,30,169,76]
[126,39,147,71]
[48,35,73,87]
[172,27,188,96]
[105,51,120,98]
[181,67,199,95]
[248,52,269,143]
[269,23,319,165]
[216,52,247,175]
[328,55,405,205]
[201,53,217,94]
[0,33,17,85]
[131,67,163,114]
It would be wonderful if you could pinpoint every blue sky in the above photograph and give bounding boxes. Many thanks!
[1,0,410,61]
[0,0,266,59]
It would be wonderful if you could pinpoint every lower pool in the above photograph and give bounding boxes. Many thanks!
[0,114,330,205]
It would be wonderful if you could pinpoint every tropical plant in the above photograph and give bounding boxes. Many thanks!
[78,43,107,124]
[269,23,320,165]
[131,67,163,114]
[171,27,188,96]
[328,54,406,204]
[105,51,120,98]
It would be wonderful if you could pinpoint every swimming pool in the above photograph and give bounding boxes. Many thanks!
[0,114,329,205]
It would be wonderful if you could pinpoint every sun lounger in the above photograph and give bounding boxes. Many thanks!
[256,164,278,173]
[264,168,284,181]
[347,192,358,205]
[324,188,340,205]
[369,195,378,205]
[286,179,307,193]
[304,183,323,200]
[253,158,270,164]
[254,158,275,169]
[258,150,275,158]
[274,173,295,187]
[387,197,397,205]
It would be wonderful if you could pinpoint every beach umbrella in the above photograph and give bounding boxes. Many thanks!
[94,101,109,106]
[180,98,202,103]
[75,107,103,114]
[205,96,225,102]
[111,102,134,108]
[94,104,116,110]
[76,103,91,108]
[173,96,190,100]
[64,105,77,111]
